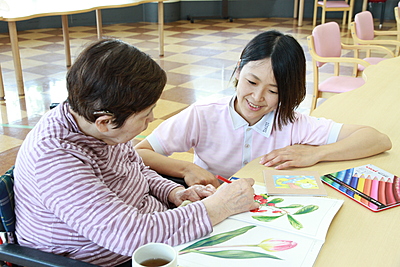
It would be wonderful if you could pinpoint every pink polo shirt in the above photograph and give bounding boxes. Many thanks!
[147,96,342,178]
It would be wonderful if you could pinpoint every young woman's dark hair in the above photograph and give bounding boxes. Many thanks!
[232,30,306,130]
[67,38,167,128]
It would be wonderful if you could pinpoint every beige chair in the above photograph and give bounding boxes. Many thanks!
[313,0,356,28]
[351,11,400,56]
[308,22,372,111]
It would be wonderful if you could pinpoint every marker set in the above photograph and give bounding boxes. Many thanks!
[321,164,400,212]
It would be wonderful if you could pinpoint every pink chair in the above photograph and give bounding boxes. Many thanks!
[307,22,371,111]
[351,11,400,56]
[313,0,356,28]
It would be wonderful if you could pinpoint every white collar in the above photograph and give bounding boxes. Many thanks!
[228,96,274,137]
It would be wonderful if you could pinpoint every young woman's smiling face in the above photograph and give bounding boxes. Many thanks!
[234,58,279,126]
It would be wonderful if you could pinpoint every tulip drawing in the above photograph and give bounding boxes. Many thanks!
[179,226,297,261]
[257,238,297,252]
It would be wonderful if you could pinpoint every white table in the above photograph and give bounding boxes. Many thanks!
[0,0,167,97]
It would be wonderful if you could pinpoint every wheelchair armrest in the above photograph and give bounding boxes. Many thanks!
[0,243,99,267]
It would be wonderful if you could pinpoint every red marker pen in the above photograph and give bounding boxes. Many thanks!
[216,175,232,183]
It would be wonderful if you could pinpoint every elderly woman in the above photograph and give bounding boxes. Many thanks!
[14,39,258,267]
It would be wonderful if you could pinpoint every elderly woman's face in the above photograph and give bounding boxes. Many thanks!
[102,104,156,145]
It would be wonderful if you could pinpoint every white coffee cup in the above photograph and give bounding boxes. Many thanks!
[132,243,178,267]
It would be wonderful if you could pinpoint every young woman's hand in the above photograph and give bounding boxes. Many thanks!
[183,163,221,188]
[259,144,321,170]
[260,125,392,170]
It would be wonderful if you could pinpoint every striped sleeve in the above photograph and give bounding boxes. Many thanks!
[33,148,212,256]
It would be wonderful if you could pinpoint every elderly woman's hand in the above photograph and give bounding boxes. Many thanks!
[168,184,216,207]
[202,178,260,226]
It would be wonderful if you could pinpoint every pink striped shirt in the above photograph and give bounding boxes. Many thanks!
[14,102,212,267]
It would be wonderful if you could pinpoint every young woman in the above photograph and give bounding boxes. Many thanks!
[13,39,258,267]
[135,30,392,188]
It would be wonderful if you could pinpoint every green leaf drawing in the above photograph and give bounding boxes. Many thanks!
[192,249,282,260]
[276,204,304,209]
[268,198,284,204]
[287,214,303,230]
[293,205,319,215]
[251,215,284,222]
[180,225,256,252]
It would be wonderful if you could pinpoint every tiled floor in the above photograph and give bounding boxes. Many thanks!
[0,16,397,174]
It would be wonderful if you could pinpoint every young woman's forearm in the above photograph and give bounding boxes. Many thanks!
[317,126,391,162]
[136,147,191,178]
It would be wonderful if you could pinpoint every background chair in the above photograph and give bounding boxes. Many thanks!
[313,0,356,28]
[0,166,99,267]
[351,11,400,56]
[307,22,372,111]
[367,0,388,29]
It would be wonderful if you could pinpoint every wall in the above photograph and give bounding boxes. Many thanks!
[0,0,397,33]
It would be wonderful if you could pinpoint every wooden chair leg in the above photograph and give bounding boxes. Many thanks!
[61,15,71,68]
[311,62,320,112]
[311,94,318,112]
[313,1,318,26]
[342,11,348,26]
[348,11,353,28]
[96,10,103,39]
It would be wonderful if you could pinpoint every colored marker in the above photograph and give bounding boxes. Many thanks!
[325,172,341,189]
[369,177,379,210]
[355,175,366,201]
[336,170,347,192]
[393,176,400,202]
[343,169,353,185]
[322,175,334,185]
[385,177,396,205]
[361,176,372,205]
[378,177,387,206]
[323,174,385,209]
[349,173,359,197]
[216,175,232,184]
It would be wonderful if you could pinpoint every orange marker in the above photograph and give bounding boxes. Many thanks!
[361,176,372,205]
